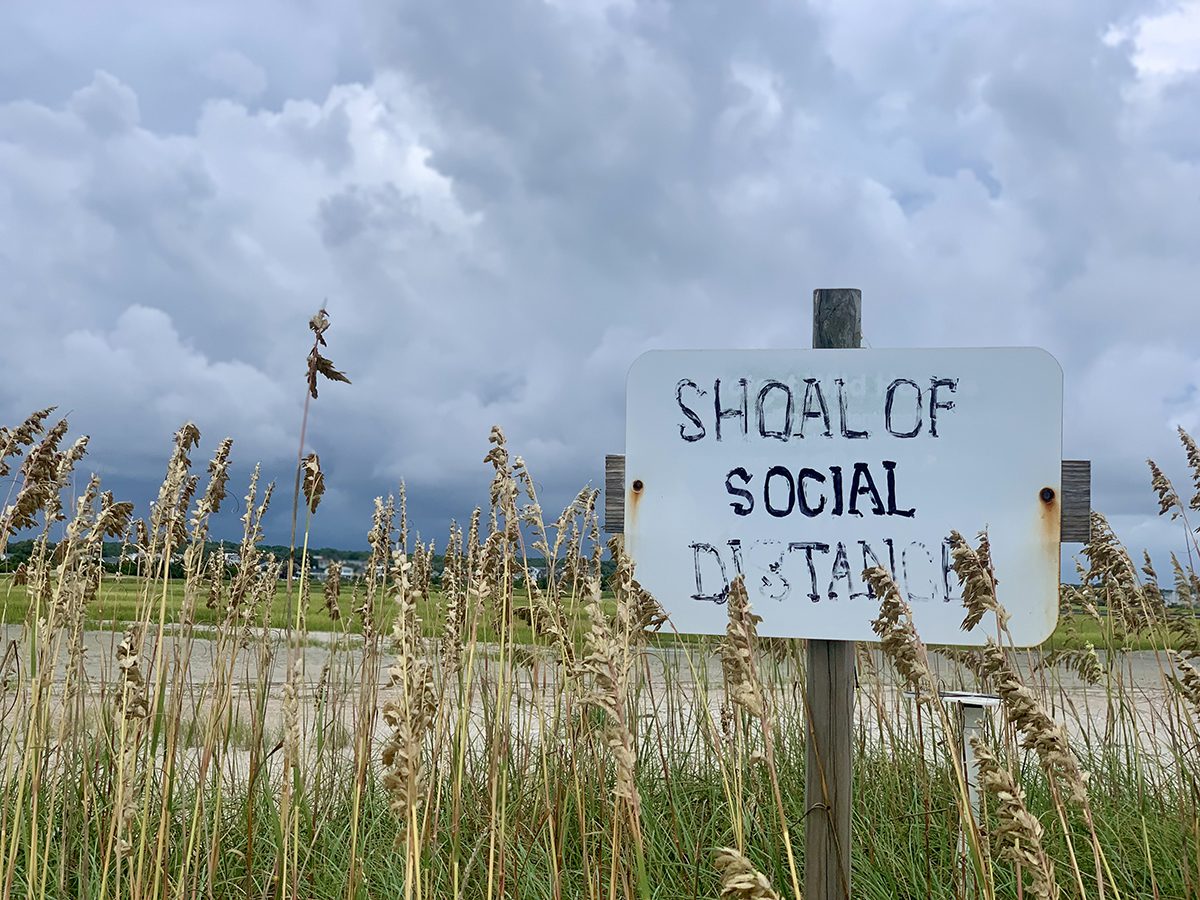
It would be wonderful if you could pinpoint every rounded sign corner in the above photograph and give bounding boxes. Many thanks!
[626,349,665,394]
[1016,615,1060,650]
[1023,346,1065,382]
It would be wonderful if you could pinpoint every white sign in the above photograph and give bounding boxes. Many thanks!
[624,348,1063,646]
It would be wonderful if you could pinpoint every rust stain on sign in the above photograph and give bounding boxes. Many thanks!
[627,478,644,529]
[1038,485,1061,546]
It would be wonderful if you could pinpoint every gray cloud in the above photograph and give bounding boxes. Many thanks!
[1,0,1199,580]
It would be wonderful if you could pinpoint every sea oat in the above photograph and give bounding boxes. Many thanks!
[1149,458,1181,519]
[1180,427,1200,512]
[305,307,351,400]
[721,576,765,719]
[980,641,1089,805]
[2,417,73,534]
[1084,512,1158,633]
[225,468,274,632]
[282,661,301,775]
[0,407,54,480]
[1141,550,1168,616]
[147,423,201,557]
[189,438,233,540]
[972,739,1059,899]
[865,565,937,704]
[359,495,395,643]
[301,452,325,513]
[1034,644,1103,686]
[379,650,436,832]
[323,562,342,621]
[440,522,465,670]
[114,626,149,856]
[609,535,668,635]
[949,529,1008,632]
[484,426,520,542]
[1167,650,1200,713]
[712,847,780,900]
[580,580,640,817]
[1171,553,1195,607]
[206,552,224,611]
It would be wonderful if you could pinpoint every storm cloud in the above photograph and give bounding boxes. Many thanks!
[2,0,1199,571]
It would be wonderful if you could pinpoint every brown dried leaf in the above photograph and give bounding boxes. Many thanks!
[306,349,351,399]
[301,452,325,513]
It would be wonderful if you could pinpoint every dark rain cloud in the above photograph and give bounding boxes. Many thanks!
[1,0,1198,573]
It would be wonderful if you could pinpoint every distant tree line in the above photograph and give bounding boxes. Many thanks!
[2,540,618,587]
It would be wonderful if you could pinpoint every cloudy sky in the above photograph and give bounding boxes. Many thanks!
[2,0,1199,573]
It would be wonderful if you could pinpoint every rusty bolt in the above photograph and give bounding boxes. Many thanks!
[632,479,644,493]
[1039,487,1055,503]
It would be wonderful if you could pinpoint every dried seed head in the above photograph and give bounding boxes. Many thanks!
[309,307,330,344]
[1034,643,1103,685]
[379,648,437,832]
[1168,650,1200,712]
[305,307,350,399]
[4,417,74,532]
[609,535,668,635]
[972,739,1058,900]
[1084,512,1158,633]
[0,407,55,479]
[206,551,224,610]
[721,576,765,719]
[1141,550,1167,617]
[1180,427,1200,511]
[713,847,780,900]
[981,641,1089,805]
[189,437,233,540]
[148,422,201,554]
[301,452,325,513]
[865,565,937,704]
[323,562,342,621]
[483,426,519,532]
[1171,553,1196,608]
[440,522,466,670]
[950,529,1008,632]
[1148,459,1181,519]
[580,580,641,817]
[115,627,148,721]
[225,468,274,632]
[282,662,301,772]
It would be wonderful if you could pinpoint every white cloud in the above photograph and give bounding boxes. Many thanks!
[1131,0,1200,76]
[0,1,1196,576]
[201,49,268,100]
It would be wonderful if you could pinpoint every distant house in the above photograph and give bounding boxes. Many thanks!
[223,551,241,566]
[319,559,367,580]
[1163,588,1192,607]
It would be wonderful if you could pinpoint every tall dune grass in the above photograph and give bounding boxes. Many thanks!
[0,365,1198,898]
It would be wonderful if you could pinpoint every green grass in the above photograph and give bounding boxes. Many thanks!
[7,739,1193,900]
[0,574,621,652]
[3,573,1192,653]
[1041,607,1200,651]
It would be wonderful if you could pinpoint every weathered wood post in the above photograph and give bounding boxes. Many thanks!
[605,299,1088,900]
[805,288,859,900]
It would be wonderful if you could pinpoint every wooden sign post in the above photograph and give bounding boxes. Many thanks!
[805,288,859,899]
[605,287,1091,899]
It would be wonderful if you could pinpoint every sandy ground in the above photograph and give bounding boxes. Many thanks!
[0,625,1188,780]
